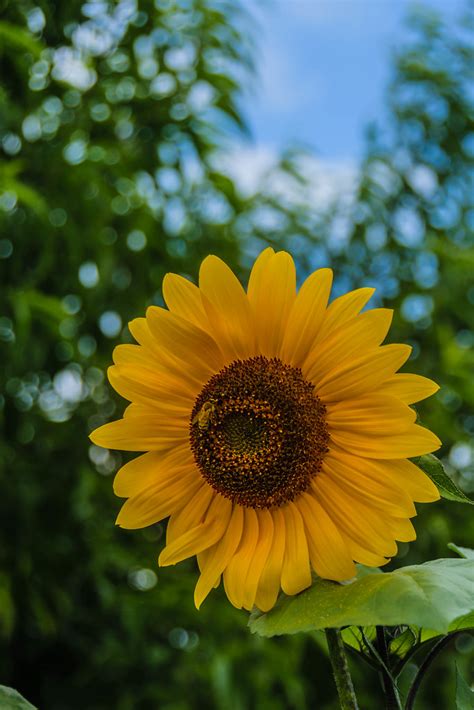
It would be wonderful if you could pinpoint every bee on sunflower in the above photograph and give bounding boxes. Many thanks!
[90,248,440,612]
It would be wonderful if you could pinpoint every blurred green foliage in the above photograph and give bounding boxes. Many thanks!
[0,1,472,709]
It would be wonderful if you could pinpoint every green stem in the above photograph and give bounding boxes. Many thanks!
[405,634,457,710]
[325,628,359,710]
[376,627,402,710]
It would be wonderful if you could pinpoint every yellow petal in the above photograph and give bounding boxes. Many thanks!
[316,344,412,403]
[159,494,232,566]
[90,415,188,452]
[254,508,286,612]
[297,493,356,581]
[166,484,215,544]
[123,402,187,420]
[112,343,156,368]
[381,458,440,502]
[378,373,440,404]
[162,272,210,331]
[312,477,398,557]
[248,250,296,357]
[386,516,416,543]
[330,423,441,459]
[247,247,275,302]
[127,320,207,390]
[304,308,393,383]
[315,287,375,343]
[323,448,416,516]
[109,364,195,408]
[123,403,146,418]
[241,508,274,610]
[146,306,223,382]
[327,394,416,434]
[281,502,312,596]
[341,535,390,568]
[279,268,333,366]
[128,318,164,355]
[194,505,244,609]
[196,548,211,574]
[116,466,202,528]
[113,445,194,497]
[223,507,259,609]
[111,358,197,402]
[160,519,216,567]
[199,255,256,361]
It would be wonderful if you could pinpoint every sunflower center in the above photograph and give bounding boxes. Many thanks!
[189,356,329,509]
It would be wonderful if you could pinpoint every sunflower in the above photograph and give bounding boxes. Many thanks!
[90,248,441,612]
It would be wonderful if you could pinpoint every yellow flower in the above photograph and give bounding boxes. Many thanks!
[90,248,441,612]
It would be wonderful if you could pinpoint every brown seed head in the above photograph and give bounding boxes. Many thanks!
[190,356,329,508]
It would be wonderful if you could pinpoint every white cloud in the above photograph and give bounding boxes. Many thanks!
[215,144,277,195]
[215,142,358,207]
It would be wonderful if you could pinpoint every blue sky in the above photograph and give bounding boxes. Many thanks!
[241,0,465,163]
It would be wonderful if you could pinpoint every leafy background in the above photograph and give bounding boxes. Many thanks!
[0,1,473,708]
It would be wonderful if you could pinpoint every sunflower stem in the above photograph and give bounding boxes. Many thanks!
[325,628,359,710]
[405,634,458,710]
[375,626,402,710]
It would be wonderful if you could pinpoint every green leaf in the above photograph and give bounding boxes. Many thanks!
[0,21,42,56]
[388,613,474,661]
[448,543,474,559]
[389,627,418,657]
[22,290,66,323]
[450,611,474,632]
[11,181,49,216]
[248,559,474,638]
[415,454,474,505]
[456,665,474,710]
[0,686,36,710]
[0,162,49,216]
[402,613,474,651]
[340,625,373,653]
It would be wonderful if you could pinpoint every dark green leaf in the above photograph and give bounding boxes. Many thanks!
[415,454,474,505]
[0,686,36,710]
[448,543,474,560]
[0,21,42,56]
[340,625,372,653]
[22,290,66,323]
[249,559,474,637]
[456,665,474,710]
[389,627,418,657]
[387,616,474,663]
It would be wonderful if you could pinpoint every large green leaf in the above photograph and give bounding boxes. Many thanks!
[249,559,474,638]
[0,686,36,710]
[456,665,474,710]
[385,545,474,656]
[416,454,474,505]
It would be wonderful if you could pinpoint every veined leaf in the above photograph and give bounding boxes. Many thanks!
[0,686,36,710]
[415,454,474,505]
[388,547,474,656]
[249,559,474,638]
[389,627,418,657]
[390,612,474,657]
